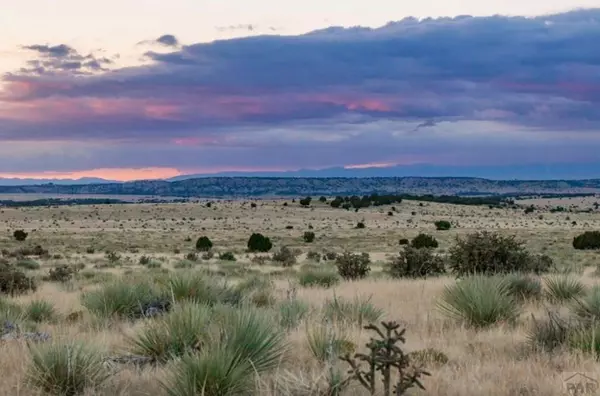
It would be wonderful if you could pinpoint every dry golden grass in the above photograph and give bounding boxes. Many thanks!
[0,196,599,395]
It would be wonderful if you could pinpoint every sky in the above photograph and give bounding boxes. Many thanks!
[1,0,600,181]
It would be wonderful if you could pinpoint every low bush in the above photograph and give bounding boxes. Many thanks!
[448,231,552,276]
[16,259,40,270]
[247,233,273,252]
[303,231,316,243]
[24,300,56,323]
[387,246,446,278]
[573,231,600,250]
[434,220,451,231]
[47,265,79,282]
[218,251,236,261]
[411,233,439,249]
[13,230,28,241]
[501,274,542,302]
[335,252,371,280]
[0,262,36,296]
[272,246,297,267]
[195,236,213,252]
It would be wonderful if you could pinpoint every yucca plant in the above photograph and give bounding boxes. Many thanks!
[26,341,109,396]
[129,302,213,363]
[501,274,542,302]
[544,276,586,303]
[162,306,287,396]
[306,324,355,363]
[571,285,600,323]
[322,294,384,327]
[167,272,242,306]
[24,300,57,323]
[437,276,521,328]
[81,280,166,320]
[278,298,310,330]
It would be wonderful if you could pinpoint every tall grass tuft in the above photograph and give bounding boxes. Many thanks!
[526,310,572,352]
[571,285,600,323]
[437,276,521,328]
[306,324,355,363]
[569,324,600,358]
[501,274,543,302]
[129,302,213,363]
[167,272,242,306]
[81,280,165,320]
[24,299,57,323]
[162,306,287,396]
[544,276,586,303]
[298,270,340,288]
[26,341,109,396]
[278,298,310,330]
[322,294,384,327]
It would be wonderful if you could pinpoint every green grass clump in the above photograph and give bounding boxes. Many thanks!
[544,276,586,303]
[129,302,213,363]
[569,324,600,358]
[26,341,109,396]
[278,298,310,330]
[322,294,384,327]
[16,259,41,270]
[161,306,287,396]
[298,270,340,288]
[23,300,57,323]
[81,280,165,320]
[571,285,600,323]
[306,324,355,363]
[166,272,242,306]
[437,276,521,328]
[501,274,543,302]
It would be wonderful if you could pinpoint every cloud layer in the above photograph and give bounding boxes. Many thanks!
[2,9,600,177]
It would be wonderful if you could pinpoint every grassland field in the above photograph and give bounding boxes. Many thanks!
[1,195,600,396]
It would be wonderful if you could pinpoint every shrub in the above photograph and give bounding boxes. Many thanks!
[399,238,409,245]
[24,300,56,323]
[306,251,322,262]
[388,246,446,278]
[47,265,78,282]
[335,252,371,280]
[323,251,338,261]
[272,246,296,267]
[13,230,28,241]
[129,302,213,363]
[299,196,312,206]
[247,233,273,252]
[437,276,521,328]
[448,231,552,276]
[139,255,151,265]
[434,220,451,231]
[0,262,36,296]
[303,231,316,243]
[218,251,236,261]
[104,251,121,263]
[26,341,109,396]
[298,270,340,288]
[355,221,366,229]
[573,231,600,250]
[185,252,198,262]
[195,236,213,251]
[411,233,439,249]
[544,276,586,303]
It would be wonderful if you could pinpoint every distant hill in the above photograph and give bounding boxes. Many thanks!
[1,177,600,198]
[169,163,600,181]
[0,177,118,186]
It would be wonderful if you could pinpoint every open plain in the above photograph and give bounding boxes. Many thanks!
[1,196,600,396]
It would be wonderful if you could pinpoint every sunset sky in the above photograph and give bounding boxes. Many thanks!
[1,1,600,181]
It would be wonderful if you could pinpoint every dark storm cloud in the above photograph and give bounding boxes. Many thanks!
[2,9,600,172]
[18,44,114,75]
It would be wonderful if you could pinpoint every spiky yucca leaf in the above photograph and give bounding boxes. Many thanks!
[571,285,600,323]
[26,341,109,396]
[129,302,213,363]
[437,275,521,328]
[544,276,586,303]
[24,299,57,323]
